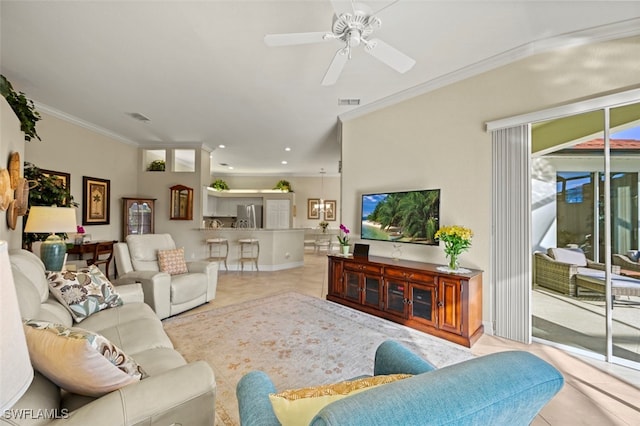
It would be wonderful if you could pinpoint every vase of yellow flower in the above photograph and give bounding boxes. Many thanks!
[434,225,473,272]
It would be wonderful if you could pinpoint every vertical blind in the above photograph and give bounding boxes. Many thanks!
[491,125,531,343]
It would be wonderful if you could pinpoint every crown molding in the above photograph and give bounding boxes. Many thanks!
[339,17,640,124]
[34,101,139,146]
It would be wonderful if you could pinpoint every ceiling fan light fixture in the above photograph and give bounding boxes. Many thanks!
[348,30,361,47]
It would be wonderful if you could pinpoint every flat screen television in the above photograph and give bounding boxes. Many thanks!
[361,189,440,245]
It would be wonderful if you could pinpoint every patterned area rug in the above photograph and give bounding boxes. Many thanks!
[162,292,473,425]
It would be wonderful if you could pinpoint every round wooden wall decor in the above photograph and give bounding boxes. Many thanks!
[15,177,29,215]
[6,200,18,230]
[9,152,21,189]
[0,169,13,211]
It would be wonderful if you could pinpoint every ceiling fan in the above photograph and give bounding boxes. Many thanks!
[264,0,415,86]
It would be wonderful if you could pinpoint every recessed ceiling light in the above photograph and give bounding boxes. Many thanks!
[281,161,288,165]
[284,147,291,152]
[228,166,234,170]
[218,144,226,149]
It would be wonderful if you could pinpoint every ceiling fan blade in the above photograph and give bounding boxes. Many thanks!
[321,49,349,86]
[329,0,353,16]
[264,32,330,47]
[365,38,415,73]
[371,0,401,16]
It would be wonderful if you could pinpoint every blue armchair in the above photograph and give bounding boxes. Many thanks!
[236,340,563,426]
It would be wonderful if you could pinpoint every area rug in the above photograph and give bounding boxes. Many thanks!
[162,292,473,426]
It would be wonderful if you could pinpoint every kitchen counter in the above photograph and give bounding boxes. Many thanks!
[200,228,305,271]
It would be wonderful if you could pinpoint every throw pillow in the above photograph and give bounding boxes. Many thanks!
[158,247,188,275]
[23,320,146,397]
[549,247,587,266]
[269,374,412,426]
[47,265,123,323]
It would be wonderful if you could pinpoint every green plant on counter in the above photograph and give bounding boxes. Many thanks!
[274,179,293,192]
[1,75,41,141]
[210,179,229,191]
[147,160,166,171]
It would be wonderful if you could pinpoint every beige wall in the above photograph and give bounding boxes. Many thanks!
[24,112,139,244]
[341,35,640,328]
[137,146,211,260]
[0,98,26,249]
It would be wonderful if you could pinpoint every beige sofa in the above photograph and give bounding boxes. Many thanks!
[7,249,216,425]
[114,234,218,320]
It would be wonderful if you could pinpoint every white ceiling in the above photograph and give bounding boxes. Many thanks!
[2,1,639,176]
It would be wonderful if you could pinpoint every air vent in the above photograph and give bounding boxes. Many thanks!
[127,112,151,122]
[338,98,360,106]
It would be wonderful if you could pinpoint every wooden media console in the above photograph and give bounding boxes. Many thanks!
[327,254,483,347]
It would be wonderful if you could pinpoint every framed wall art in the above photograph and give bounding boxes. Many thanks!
[82,176,110,225]
[307,198,320,220]
[40,169,70,192]
[324,200,337,221]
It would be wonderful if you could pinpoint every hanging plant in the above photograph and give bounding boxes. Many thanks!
[210,179,229,191]
[274,179,293,192]
[0,75,41,141]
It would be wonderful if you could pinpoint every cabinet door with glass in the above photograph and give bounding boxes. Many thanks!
[342,261,383,307]
[122,198,156,240]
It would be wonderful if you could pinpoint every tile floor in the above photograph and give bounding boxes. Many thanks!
[185,252,640,425]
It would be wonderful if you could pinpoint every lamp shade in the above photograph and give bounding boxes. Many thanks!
[24,206,77,271]
[24,206,77,234]
[0,241,34,410]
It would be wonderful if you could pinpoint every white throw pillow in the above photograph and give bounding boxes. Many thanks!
[23,320,146,397]
[549,248,587,266]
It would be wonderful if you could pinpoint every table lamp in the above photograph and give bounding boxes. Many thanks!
[0,241,34,411]
[24,206,77,271]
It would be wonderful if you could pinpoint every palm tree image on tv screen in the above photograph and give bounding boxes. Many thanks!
[361,189,440,245]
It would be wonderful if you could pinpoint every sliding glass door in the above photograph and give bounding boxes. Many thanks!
[610,104,640,366]
[531,102,640,367]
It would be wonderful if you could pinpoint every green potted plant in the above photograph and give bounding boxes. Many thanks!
[0,75,41,141]
[146,160,166,171]
[210,179,229,191]
[273,179,293,192]
[23,162,78,248]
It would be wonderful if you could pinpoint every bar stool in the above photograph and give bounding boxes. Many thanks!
[238,238,259,271]
[206,238,229,271]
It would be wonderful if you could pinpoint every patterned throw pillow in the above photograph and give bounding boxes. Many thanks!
[157,247,188,275]
[47,265,123,323]
[269,374,412,426]
[23,320,146,397]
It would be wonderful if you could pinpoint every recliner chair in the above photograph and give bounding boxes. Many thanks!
[114,234,217,319]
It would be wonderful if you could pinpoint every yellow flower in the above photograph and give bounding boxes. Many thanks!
[435,225,473,264]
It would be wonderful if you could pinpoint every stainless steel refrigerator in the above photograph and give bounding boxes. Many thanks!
[236,204,262,229]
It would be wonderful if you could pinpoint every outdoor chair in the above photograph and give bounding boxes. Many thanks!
[533,247,618,296]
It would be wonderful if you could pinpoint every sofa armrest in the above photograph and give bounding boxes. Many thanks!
[311,351,563,426]
[54,361,215,426]
[373,340,436,376]
[586,259,621,274]
[187,260,218,300]
[534,252,579,295]
[114,271,171,319]
[114,283,144,304]
[236,371,279,426]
